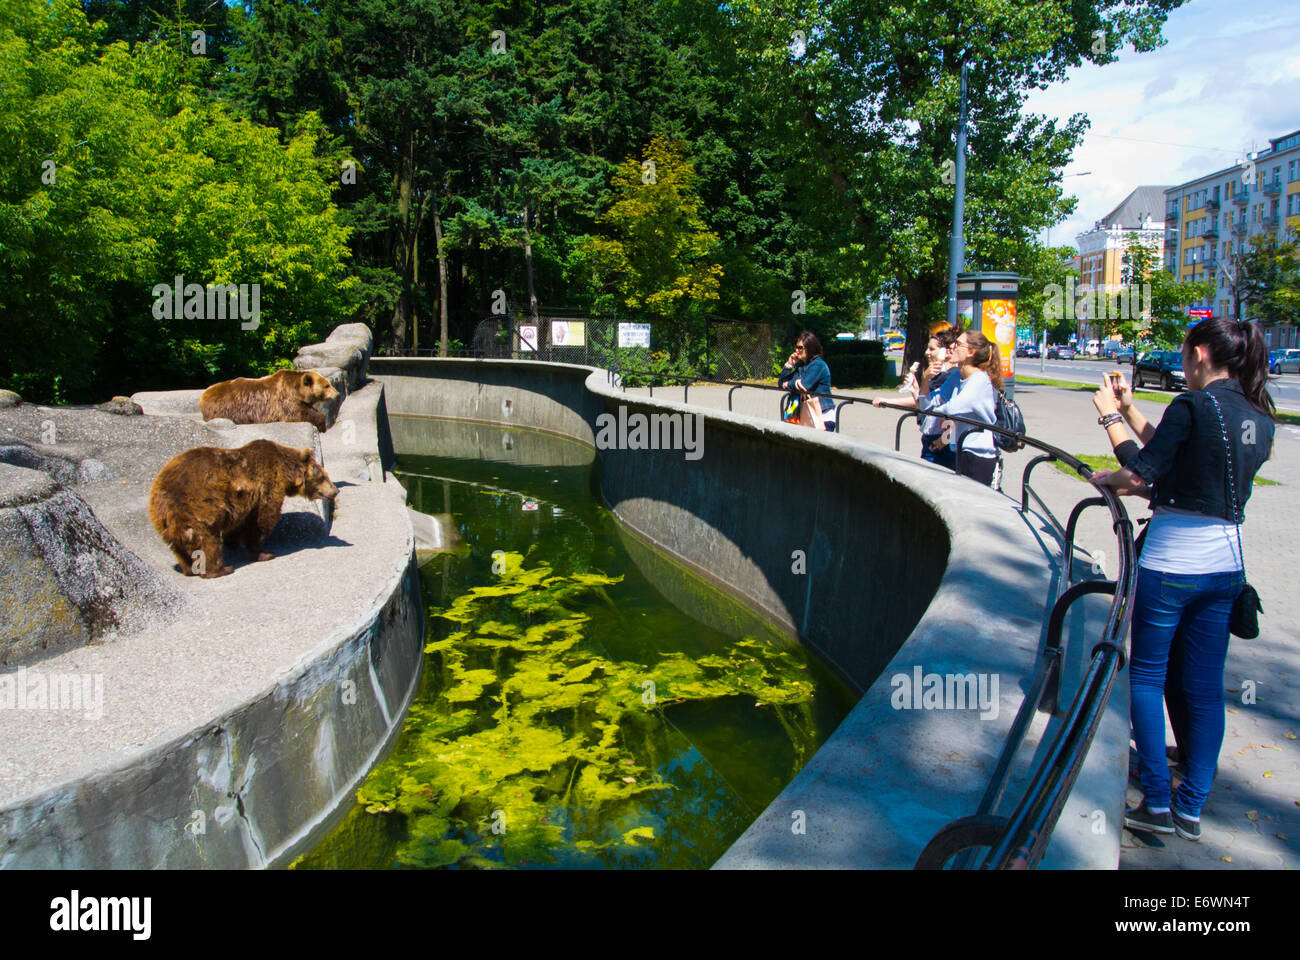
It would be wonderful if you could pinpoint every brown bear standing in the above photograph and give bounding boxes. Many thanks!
[199,370,339,431]
[149,439,338,578]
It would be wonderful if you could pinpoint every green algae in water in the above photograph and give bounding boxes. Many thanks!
[296,424,855,869]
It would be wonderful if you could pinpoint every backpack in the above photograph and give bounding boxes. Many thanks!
[993,390,1025,451]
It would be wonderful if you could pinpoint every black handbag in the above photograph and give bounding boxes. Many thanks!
[1206,393,1263,639]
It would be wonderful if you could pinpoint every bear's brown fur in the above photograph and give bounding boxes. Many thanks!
[148,439,338,578]
[198,370,339,431]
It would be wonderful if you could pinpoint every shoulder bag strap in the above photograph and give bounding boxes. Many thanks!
[1205,391,1245,575]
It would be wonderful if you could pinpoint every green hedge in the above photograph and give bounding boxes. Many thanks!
[823,339,884,358]
[826,355,888,388]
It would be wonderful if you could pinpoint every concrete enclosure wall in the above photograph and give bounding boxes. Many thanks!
[371,357,1126,870]
[374,358,946,691]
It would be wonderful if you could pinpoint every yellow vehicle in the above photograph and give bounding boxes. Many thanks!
[884,331,906,350]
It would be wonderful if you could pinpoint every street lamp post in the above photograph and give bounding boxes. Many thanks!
[1041,171,1091,372]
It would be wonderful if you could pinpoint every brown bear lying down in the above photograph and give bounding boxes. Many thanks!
[199,369,339,431]
[149,439,338,578]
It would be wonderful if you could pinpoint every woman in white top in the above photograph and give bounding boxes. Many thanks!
[914,329,1001,486]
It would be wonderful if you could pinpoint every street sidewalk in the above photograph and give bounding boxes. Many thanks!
[621,373,1298,870]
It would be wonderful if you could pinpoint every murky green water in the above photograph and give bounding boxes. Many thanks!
[296,419,855,869]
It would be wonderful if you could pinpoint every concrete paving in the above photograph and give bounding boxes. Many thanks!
[625,374,1298,870]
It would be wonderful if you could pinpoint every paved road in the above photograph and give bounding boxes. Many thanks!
[626,376,1299,870]
[1021,356,1299,412]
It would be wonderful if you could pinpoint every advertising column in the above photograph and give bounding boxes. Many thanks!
[956,272,1021,400]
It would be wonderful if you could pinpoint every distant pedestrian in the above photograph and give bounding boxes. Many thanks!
[1092,318,1275,842]
[779,331,835,432]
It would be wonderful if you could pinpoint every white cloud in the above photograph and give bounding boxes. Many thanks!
[1020,0,1300,248]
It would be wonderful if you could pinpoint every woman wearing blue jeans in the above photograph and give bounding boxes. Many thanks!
[1092,318,1274,841]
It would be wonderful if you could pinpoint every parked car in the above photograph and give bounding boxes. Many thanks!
[1269,348,1300,374]
[1085,339,1101,356]
[1111,345,1135,363]
[1047,344,1075,360]
[1022,343,1041,359]
[1133,350,1186,391]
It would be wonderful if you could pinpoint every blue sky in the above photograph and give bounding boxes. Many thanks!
[1021,0,1300,247]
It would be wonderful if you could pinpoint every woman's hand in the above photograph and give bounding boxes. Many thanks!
[1092,382,1119,417]
[786,350,800,367]
[793,377,805,393]
[1090,467,1148,497]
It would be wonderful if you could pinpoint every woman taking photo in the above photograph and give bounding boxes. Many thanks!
[913,328,1001,485]
[1091,318,1275,841]
[779,331,835,431]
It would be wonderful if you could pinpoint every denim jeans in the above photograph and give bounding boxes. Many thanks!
[920,434,956,470]
[1130,566,1240,817]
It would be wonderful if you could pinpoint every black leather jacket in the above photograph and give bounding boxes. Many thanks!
[1120,378,1273,523]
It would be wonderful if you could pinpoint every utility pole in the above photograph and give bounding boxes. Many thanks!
[945,62,969,329]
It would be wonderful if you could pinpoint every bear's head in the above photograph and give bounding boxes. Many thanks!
[291,371,340,405]
[289,447,338,501]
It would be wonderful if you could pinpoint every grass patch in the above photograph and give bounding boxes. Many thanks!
[1016,374,1171,405]
[1016,374,1300,426]
[1053,453,1281,486]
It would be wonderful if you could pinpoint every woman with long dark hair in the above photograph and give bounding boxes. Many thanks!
[1091,317,1275,841]
[913,328,1001,485]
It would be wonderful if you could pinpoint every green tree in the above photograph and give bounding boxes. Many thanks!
[0,0,356,401]
[1222,229,1300,326]
[715,0,1188,366]
[575,136,723,341]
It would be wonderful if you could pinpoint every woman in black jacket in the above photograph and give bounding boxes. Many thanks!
[1091,318,1275,842]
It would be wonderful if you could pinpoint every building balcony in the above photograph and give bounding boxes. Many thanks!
[1262,213,1281,229]
[1203,256,1219,272]
[1231,221,1249,236]
[1205,197,1220,213]
[1263,180,1282,197]
[1165,204,1180,222]
[1232,190,1249,206]
[1202,221,1220,238]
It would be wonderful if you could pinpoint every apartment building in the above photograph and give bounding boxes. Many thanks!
[1163,128,1300,348]
[1072,186,1170,342]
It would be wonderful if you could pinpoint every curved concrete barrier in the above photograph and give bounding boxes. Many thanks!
[1,336,423,868]
[372,357,1127,869]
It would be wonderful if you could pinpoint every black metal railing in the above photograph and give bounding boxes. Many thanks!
[607,362,1137,870]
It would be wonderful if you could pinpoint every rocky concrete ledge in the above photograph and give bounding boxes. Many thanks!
[0,338,421,868]
[371,357,1127,870]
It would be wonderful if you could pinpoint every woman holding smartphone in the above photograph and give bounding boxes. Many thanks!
[1091,318,1275,841]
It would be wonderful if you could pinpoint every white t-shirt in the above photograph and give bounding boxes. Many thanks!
[1138,505,1243,574]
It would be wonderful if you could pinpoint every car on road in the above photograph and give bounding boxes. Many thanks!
[1111,345,1135,363]
[1133,350,1186,391]
[1047,344,1075,360]
[1021,342,1041,358]
[1269,348,1300,374]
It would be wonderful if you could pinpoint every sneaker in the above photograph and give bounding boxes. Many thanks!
[1171,805,1201,841]
[1124,802,1174,834]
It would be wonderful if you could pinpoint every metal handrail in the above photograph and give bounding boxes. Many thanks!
[610,363,1137,870]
